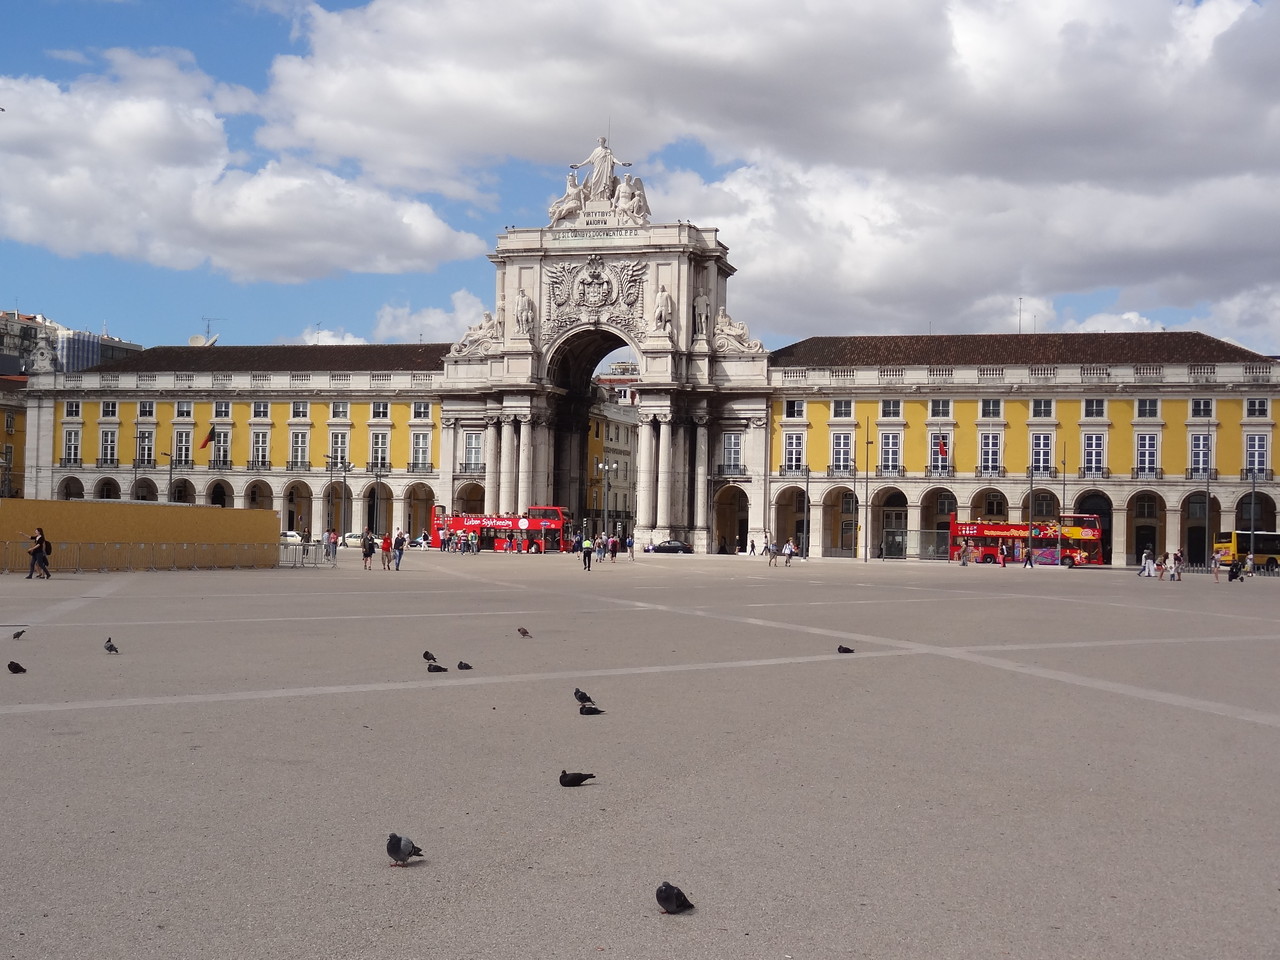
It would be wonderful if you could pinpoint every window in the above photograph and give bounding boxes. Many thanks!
[252,401,270,419]
[1135,495,1157,519]
[251,431,269,465]
[880,399,901,419]
[980,399,1002,419]
[1246,434,1268,473]
[783,433,805,471]
[1246,398,1269,418]
[176,401,193,419]
[101,401,117,419]
[1084,398,1105,418]
[290,431,309,465]
[372,402,390,420]
[1032,399,1053,418]
[1083,434,1105,475]
[463,431,483,467]
[175,430,192,462]
[214,400,231,419]
[411,432,431,467]
[412,401,431,420]
[722,433,742,468]
[1137,399,1159,418]
[331,401,349,420]
[1190,433,1211,476]
[328,432,349,464]
[136,430,154,463]
[831,432,851,470]
[784,399,805,419]
[984,492,1007,517]
[292,401,309,420]
[979,433,1001,473]
[879,432,900,469]
[930,399,951,419]
[841,492,857,514]
[936,493,957,517]
[1136,434,1158,473]
[832,399,853,419]
[370,432,389,468]
[1191,399,1213,418]
[63,428,80,462]
[137,401,155,419]
[1033,492,1055,519]
[64,401,81,418]
[3,412,11,433]
[930,433,950,471]
[1031,433,1053,474]
[100,429,117,462]
[211,431,230,464]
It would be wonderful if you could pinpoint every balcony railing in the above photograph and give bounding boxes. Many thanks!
[1241,469,1275,482]
[247,459,273,471]
[716,463,749,477]
[286,459,312,471]
[366,460,390,473]
[825,466,856,478]
[975,467,1006,478]
[924,466,955,478]
[876,466,905,478]
[134,458,156,469]
[207,458,231,470]
[1027,467,1059,479]
[1078,467,1111,479]
[406,461,435,473]
[457,462,486,474]
[1184,468,1218,481]
[60,457,82,468]
[1131,467,1164,480]
[170,458,194,469]
[778,467,810,478]
[96,457,119,468]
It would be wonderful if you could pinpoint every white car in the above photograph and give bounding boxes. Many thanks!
[280,531,303,544]
[342,531,365,548]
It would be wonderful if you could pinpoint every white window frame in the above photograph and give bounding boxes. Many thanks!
[137,400,155,419]
[291,401,309,420]
[213,400,231,419]
[832,399,853,419]
[412,401,431,420]
[290,431,309,465]
[1245,434,1268,473]
[1190,433,1212,476]
[372,402,390,420]
[63,428,81,462]
[1031,433,1053,474]
[370,431,390,469]
[463,431,483,467]
[722,433,742,468]
[880,399,901,419]
[879,432,900,470]
[136,429,154,463]
[331,401,349,420]
[1082,433,1105,476]
[831,432,852,470]
[252,401,270,419]
[100,428,117,462]
[1084,398,1105,418]
[1135,433,1158,474]
[783,433,805,471]
[930,399,951,419]
[175,401,193,419]
[980,399,1002,419]
[411,432,431,467]
[1031,399,1053,419]
[174,430,192,462]
[101,401,118,419]
[251,430,269,465]
[1246,398,1268,418]
[979,433,1001,474]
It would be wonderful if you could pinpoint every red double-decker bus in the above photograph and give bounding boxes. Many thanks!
[949,514,1104,567]
[431,505,573,553]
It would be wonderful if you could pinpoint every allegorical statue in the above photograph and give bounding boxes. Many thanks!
[548,171,586,227]
[570,137,632,202]
[515,288,536,335]
[613,173,651,225]
[712,305,763,353]
[450,310,505,356]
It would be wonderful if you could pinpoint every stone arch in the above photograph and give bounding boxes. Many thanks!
[1018,486,1061,523]
[879,487,909,558]
[1074,490,1115,564]
[818,484,860,558]
[968,486,1010,521]
[168,477,195,504]
[918,485,958,559]
[282,480,313,531]
[245,480,274,511]
[352,478,392,533]
[1178,490,1221,566]
[319,479,353,536]
[771,482,809,554]
[1234,490,1276,533]
[1126,490,1167,565]
[711,483,750,554]
[207,479,232,509]
[94,477,121,500]
[130,477,159,502]
[453,481,484,516]
[404,481,437,538]
[59,476,85,500]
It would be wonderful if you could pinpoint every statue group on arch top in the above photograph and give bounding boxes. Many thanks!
[549,136,651,227]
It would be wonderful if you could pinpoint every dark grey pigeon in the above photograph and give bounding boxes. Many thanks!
[837,645,854,654]
[517,626,532,638]
[579,704,605,716]
[573,687,595,705]
[11,629,25,640]
[559,770,595,787]
[8,660,26,674]
[656,881,695,914]
[427,662,448,673]
[457,661,473,670]
[422,650,437,662]
[104,638,119,654]
[386,833,424,867]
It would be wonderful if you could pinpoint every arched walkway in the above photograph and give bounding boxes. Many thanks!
[711,484,749,553]
[95,477,121,500]
[59,477,85,500]
[130,478,158,502]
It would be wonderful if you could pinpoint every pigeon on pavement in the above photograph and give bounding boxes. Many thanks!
[579,704,605,716]
[573,687,595,705]
[517,626,532,638]
[457,661,473,670]
[837,645,854,654]
[386,833,424,866]
[11,630,25,640]
[656,881,695,914]
[427,663,448,673]
[8,661,26,674]
[559,770,595,787]
[104,638,119,654]
[422,650,437,662]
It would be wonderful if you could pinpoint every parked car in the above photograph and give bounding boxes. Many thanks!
[342,531,365,548]
[280,531,303,544]
[409,534,430,549]
[651,539,693,554]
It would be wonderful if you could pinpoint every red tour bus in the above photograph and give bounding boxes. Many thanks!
[431,505,573,553]
[949,513,1104,567]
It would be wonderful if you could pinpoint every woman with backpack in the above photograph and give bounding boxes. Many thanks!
[23,527,51,579]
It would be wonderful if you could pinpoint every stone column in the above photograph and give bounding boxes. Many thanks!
[311,493,325,538]
[693,416,709,549]
[655,414,673,534]
[635,416,655,534]
[1110,507,1129,567]
[907,501,925,561]
[517,415,533,514]
[1164,507,1180,557]
[483,417,499,515]
[748,415,770,547]
[531,418,549,506]
[440,418,457,514]
[499,416,517,515]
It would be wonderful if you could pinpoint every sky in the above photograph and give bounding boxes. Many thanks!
[2,0,1279,357]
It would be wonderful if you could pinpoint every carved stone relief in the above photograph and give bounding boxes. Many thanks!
[543,254,649,339]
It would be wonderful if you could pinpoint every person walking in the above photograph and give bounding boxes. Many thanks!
[1157,553,1169,580]
[392,529,406,570]
[1139,546,1153,577]
[627,535,635,560]
[748,539,756,556]
[23,527,51,579]
[581,536,593,571]
[609,536,619,562]
[380,532,393,570]
[361,528,375,570]
[998,541,1008,568]
[1023,540,1035,568]
[960,539,969,566]
[1211,549,1222,583]
[782,538,795,567]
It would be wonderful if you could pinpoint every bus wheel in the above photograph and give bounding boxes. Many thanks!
[1061,556,1074,568]
[1267,558,1278,573]
[982,555,995,564]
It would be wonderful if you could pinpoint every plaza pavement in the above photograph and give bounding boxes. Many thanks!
[1,550,1277,960]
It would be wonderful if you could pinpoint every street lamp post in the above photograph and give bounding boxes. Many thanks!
[802,466,811,560]
[864,436,873,562]
[1059,442,1066,563]
[597,462,616,546]
[324,454,352,545]
[159,451,173,502]
[1249,466,1258,562]
[369,465,387,534]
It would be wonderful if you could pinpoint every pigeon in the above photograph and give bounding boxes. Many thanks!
[559,770,595,787]
[11,629,25,640]
[579,704,605,716]
[427,663,448,673]
[422,650,437,662]
[457,661,473,670]
[573,687,595,705]
[104,638,119,654]
[517,626,532,638]
[656,881,695,914]
[8,660,26,674]
[837,645,854,654]
[386,833,424,867]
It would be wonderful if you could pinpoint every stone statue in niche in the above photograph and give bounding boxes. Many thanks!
[692,287,711,337]
[570,137,632,202]
[515,288,536,336]
[450,311,505,357]
[712,305,763,353]
[651,285,675,336]
[548,172,586,227]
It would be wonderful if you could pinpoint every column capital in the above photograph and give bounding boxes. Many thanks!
[656,413,673,424]
[692,415,709,426]
[441,417,458,428]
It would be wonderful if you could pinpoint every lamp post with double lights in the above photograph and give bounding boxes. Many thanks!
[159,451,173,503]
[369,464,388,535]
[597,461,617,546]
[863,436,873,562]
[1249,465,1259,563]
[324,453,353,545]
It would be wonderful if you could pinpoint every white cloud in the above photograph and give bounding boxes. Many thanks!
[283,326,368,345]
[372,289,484,343]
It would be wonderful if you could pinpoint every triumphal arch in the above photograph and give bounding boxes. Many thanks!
[436,138,771,550]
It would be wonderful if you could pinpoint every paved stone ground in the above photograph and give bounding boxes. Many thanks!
[2,551,1277,960]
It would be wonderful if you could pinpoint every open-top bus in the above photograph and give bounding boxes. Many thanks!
[430,505,573,553]
[1212,530,1280,572]
[949,513,1104,566]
